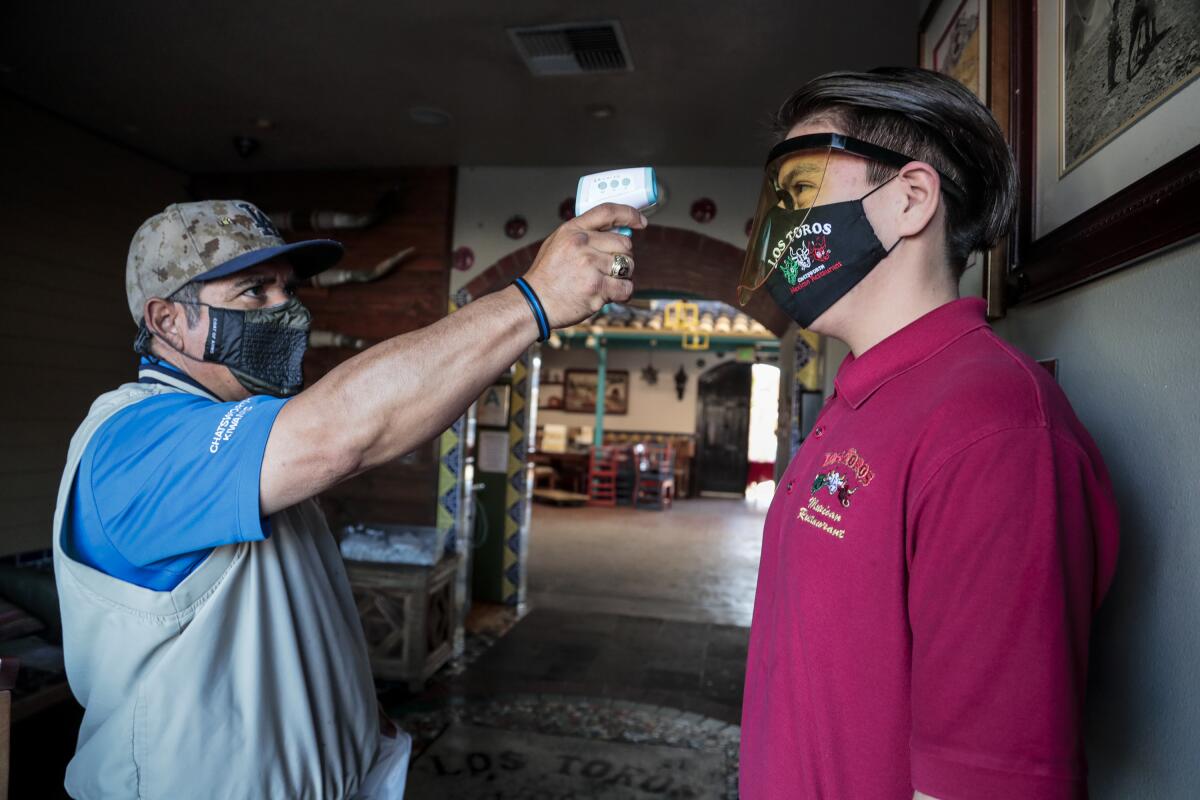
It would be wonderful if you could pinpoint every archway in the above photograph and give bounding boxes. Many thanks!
[460,225,790,336]
[455,225,800,610]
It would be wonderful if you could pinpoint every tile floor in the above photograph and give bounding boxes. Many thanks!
[387,496,767,799]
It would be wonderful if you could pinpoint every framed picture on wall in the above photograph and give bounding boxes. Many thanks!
[920,0,1013,320]
[1010,0,1200,302]
[564,370,629,415]
[477,384,510,427]
[538,382,565,410]
[921,0,988,99]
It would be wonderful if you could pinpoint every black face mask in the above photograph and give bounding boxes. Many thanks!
[136,297,312,397]
[763,180,899,328]
[200,297,312,396]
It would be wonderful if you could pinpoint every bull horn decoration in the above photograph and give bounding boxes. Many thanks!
[310,246,415,288]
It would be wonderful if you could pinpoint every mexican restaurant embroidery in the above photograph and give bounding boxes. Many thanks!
[797,447,876,540]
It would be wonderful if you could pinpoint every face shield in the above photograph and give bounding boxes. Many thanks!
[737,133,966,306]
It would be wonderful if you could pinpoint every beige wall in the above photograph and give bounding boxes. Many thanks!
[0,97,187,556]
[538,347,708,434]
[452,165,761,294]
[993,242,1200,798]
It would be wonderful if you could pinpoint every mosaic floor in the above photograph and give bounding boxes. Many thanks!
[396,694,740,800]
[383,499,759,798]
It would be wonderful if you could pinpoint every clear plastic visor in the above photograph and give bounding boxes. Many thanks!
[738,145,843,306]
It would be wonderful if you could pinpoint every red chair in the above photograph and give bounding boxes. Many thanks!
[633,443,675,510]
[587,445,620,507]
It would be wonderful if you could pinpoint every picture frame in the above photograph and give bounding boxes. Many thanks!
[564,370,629,415]
[537,382,565,410]
[1009,0,1200,303]
[920,0,1012,320]
[920,0,989,99]
[476,384,510,428]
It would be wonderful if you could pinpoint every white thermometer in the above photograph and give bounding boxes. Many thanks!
[575,167,659,235]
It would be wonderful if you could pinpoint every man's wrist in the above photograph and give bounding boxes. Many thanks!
[511,277,551,342]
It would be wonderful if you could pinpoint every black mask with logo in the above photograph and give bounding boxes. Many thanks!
[763,178,900,328]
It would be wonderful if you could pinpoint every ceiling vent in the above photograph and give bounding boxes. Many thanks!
[508,21,633,76]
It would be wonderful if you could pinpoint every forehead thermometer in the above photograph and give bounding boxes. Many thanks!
[575,167,658,236]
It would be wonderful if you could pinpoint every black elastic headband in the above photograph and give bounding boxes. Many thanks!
[766,133,967,203]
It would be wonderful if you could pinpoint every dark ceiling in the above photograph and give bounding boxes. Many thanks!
[0,1,919,171]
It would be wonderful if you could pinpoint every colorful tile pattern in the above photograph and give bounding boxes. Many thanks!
[501,350,533,606]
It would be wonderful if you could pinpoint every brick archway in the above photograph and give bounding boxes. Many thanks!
[461,224,790,336]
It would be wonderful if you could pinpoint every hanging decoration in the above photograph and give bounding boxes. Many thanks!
[558,197,576,221]
[504,215,528,239]
[641,342,659,385]
[663,299,709,351]
[452,246,475,271]
[674,365,688,400]
[690,197,717,224]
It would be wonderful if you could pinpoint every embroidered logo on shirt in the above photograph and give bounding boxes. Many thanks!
[796,447,876,540]
[816,447,875,504]
[811,470,859,507]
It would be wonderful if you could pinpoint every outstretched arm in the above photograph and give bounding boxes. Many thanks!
[259,203,644,515]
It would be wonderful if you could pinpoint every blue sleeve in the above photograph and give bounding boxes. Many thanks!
[76,392,289,569]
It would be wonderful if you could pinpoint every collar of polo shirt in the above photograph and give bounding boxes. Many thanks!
[833,298,990,409]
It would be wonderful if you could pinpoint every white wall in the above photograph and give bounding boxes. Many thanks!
[993,241,1200,798]
[452,166,761,294]
[538,346,730,434]
[0,96,187,555]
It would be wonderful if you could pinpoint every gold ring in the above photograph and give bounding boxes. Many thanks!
[610,253,633,279]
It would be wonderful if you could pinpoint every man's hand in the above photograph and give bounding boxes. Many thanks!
[523,203,646,328]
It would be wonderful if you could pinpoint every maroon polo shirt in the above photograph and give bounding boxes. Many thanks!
[741,298,1119,800]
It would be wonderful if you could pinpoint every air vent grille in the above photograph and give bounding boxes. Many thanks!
[508,21,632,76]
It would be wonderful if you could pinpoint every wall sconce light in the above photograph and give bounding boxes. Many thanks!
[674,365,688,400]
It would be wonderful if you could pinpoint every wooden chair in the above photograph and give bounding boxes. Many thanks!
[532,465,558,491]
[587,445,620,507]
[634,443,675,510]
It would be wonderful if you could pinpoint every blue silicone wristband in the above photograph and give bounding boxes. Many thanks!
[513,277,550,342]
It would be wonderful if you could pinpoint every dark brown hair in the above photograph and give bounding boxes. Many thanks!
[772,67,1017,275]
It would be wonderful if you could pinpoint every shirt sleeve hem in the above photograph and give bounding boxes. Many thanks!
[236,397,290,543]
[912,746,1084,800]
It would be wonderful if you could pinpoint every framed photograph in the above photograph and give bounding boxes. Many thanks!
[543,368,565,385]
[1010,0,1200,302]
[537,382,565,410]
[564,370,629,415]
[921,0,989,99]
[921,0,1012,320]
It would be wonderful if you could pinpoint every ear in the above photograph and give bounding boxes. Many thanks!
[143,297,185,351]
[893,161,942,239]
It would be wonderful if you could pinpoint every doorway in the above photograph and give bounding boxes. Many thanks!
[695,361,753,495]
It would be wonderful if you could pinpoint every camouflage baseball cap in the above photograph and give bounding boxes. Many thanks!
[125,199,343,322]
